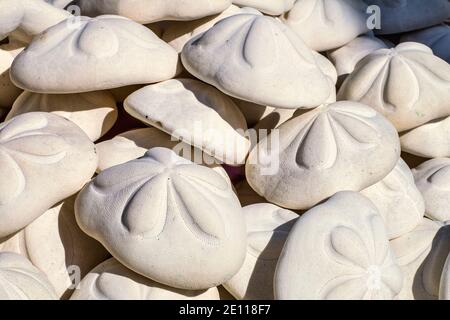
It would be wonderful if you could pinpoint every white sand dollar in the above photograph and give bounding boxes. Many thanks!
[232,0,295,15]
[0,0,70,40]
[401,117,450,158]
[327,35,389,77]
[7,91,118,141]
[338,43,450,132]
[390,218,450,300]
[10,15,178,93]
[124,79,250,166]
[363,0,450,35]
[0,252,57,300]
[0,194,110,298]
[274,192,403,300]
[224,203,298,300]
[0,112,98,238]
[71,258,220,300]
[413,158,450,222]
[361,158,425,239]
[401,25,450,64]
[282,0,369,51]
[0,45,23,110]
[74,0,232,24]
[181,14,333,109]
[75,147,246,290]
[246,101,400,210]
[440,253,450,300]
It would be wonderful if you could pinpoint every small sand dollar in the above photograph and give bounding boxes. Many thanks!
[75,147,246,290]
[390,218,450,300]
[246,101,400,210]
[338,42,450,132]
[181,13,333,109]
[274,192,403,300]
[7,91,118,141]
[10,15,178,93]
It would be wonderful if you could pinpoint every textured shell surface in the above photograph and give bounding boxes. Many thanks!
[75,147,246,290]
[181,13,332,109]
[10,15,178,93]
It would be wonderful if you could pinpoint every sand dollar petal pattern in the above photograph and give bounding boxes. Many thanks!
[0,112,97,238]
[0,252,57,300]
[274,192,403,300]
[181,13,332,109]
[413,158,450,222]
[338,43,450,132]
[10,15,178,93]
[75,147,246,290]
[161,5,260,54]
[246,101,400,210]
[7,91,118,141]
